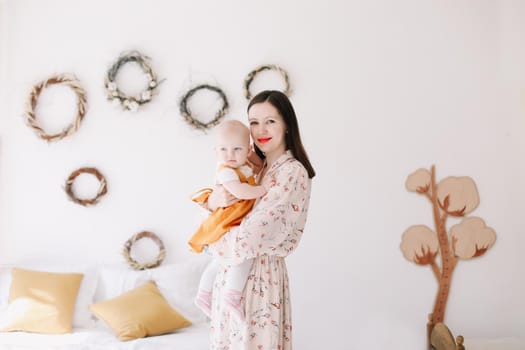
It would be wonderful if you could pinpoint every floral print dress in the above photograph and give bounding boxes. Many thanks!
[208,151,312,350]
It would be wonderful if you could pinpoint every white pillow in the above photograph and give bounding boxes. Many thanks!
[148,256,211,324]
[0,267,11,308]
[93,264,150,303]
[0,268,8,326]
[0,263,98,329]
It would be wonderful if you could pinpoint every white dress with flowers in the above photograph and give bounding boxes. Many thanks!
[208,151,312,350]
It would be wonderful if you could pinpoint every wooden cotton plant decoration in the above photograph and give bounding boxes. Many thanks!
[400,165,496,335]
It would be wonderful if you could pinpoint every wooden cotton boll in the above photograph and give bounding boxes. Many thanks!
[406,168,431,193]
[437,176,480,215]
[450,217,497,259]
[400,225,439,265]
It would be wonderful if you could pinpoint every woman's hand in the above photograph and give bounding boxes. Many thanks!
[207,185,239,211]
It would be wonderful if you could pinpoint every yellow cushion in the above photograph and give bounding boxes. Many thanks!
[1,268,84,334]
[89,281,191,341]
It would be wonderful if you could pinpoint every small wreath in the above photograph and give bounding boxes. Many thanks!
[105,50,159,112]
[243,64,291,100]
[65,167,108,206]
[123,231,166,270]
[179,84,229,131]
[25,74,87,142]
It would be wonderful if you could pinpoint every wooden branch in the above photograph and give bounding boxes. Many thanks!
[430,259,440,281]
[429,165,457,323]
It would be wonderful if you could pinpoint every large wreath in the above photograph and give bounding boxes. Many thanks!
[123,231,166,270]
[25,74,87,142]
[243,64,291,100]
[179,84,229,131]
[65,167,108,206]
[105,50,159,111]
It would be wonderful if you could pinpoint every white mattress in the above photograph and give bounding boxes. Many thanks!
[0,322,210,350]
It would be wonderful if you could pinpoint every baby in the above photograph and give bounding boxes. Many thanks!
[189,119,267,322]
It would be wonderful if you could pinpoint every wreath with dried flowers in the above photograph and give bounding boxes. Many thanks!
[123,231,166,270]
[65,167,108,206]
[25,74,87,142]
[105,50,159,112]
[179,84,229,130]
[243,64,291,100]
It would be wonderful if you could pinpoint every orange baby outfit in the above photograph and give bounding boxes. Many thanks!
[188,165,257,253]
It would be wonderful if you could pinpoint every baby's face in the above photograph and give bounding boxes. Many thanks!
[215,131,249,168]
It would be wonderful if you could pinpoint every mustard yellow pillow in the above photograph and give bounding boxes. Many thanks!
[1,268,84,334]
[89,281,191,341]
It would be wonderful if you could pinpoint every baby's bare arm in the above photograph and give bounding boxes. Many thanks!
[222,181,266,200]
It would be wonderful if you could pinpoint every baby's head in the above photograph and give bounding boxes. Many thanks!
[215,120,251,168]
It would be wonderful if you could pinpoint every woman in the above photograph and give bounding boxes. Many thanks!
[206,90,315,350]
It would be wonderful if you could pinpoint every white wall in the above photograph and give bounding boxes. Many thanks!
[1,0,524,348]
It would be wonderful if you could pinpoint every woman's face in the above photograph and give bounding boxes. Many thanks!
[248,101,287,158]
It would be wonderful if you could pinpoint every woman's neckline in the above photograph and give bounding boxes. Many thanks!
[259,150,290,179]
[264,150,287,169]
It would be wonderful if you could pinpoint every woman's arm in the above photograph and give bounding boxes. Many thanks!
[208,161,311,265]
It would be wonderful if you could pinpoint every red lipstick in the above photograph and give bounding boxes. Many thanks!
[258,137,272,144]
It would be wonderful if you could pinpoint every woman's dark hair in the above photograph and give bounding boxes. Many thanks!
[248,90,315,178]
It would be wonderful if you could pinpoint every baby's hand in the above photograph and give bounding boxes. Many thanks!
[208,185,238,209]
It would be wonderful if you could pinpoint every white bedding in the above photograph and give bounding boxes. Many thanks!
[0,258,212,350]
[0,322,210,350]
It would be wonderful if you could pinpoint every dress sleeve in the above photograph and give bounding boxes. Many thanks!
[208,160,311,265]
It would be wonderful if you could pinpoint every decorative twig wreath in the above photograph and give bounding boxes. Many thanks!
[243,64,291,100]
[105,50,159,112]
[65,167,108,206]
[25,74,87,142]
[179,84,229,131]
[123,231,166,270]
